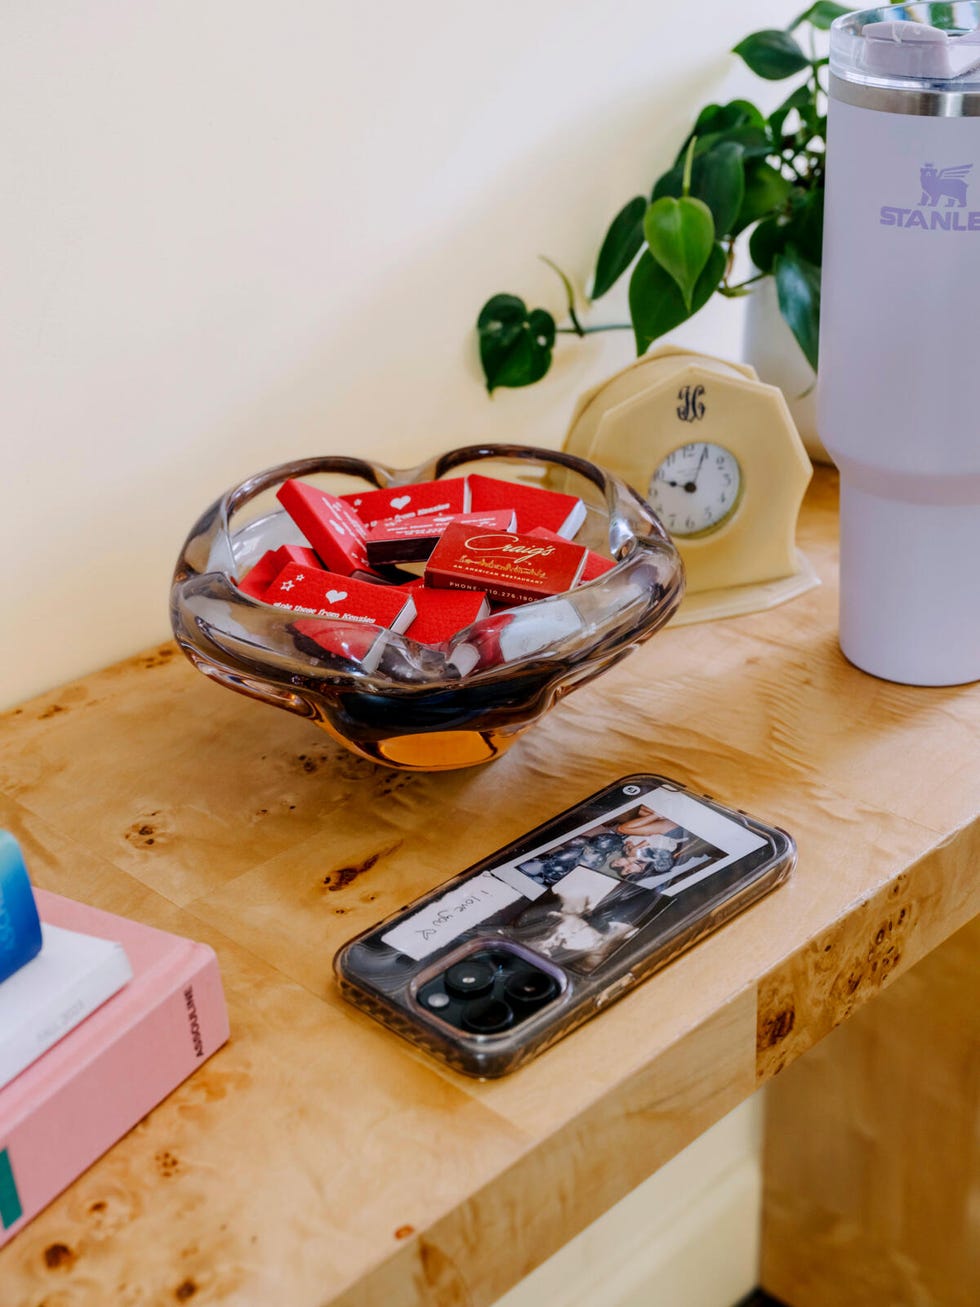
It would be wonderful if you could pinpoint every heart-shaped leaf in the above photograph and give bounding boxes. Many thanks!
[774,244,821,372]
[592,196,647,300]
[653,142,746,239]
[643,196,716,312]
[732,30,810,80]
[629,243,726,355]
[476,295,556,393]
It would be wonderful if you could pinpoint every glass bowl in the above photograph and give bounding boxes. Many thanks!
[170,444,684,771]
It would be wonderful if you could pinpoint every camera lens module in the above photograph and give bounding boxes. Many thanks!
[462,998,514,1034]
[444,957,495,999]
[504,969,559,1005]
[418,949,561,1040]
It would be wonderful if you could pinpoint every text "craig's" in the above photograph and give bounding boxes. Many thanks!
[464,533,555,562]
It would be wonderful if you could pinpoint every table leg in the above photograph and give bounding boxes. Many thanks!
[759,914,980,1306]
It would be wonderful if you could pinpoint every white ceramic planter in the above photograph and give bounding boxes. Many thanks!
[741,276,830,465]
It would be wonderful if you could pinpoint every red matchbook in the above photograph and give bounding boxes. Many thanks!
[528,526,616,583]
[424,522,587,606]
[466,474,587,538]
[276,480,372,576]
[291,622,393,670]
[266,563,416,630]
[0,890,229,1248]
[341,477,468,526]
[364,509,516,566]
[269,563,416,672]
[403,588,490,646]
[237,544,321,599]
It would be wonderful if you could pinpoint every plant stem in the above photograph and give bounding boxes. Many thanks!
[724,271,766,293]
[539,255,585,334]
[681,135,697,197]
[724,237,737,282]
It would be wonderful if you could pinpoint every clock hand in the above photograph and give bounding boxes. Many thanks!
[688,445,710,490]
[670,447,709,493]
[659,448,707,491]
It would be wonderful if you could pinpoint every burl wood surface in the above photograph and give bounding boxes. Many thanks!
[0,467,976,1307]
[762,914,980,1307]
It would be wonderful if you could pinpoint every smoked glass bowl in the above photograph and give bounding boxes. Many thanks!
[170,444,684,771]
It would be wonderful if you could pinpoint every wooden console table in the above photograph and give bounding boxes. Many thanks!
[0,467,976,1306]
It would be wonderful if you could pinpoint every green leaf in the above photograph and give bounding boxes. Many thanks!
[748,216,789,274]
[476,295,556,393]
[643,196,715,311]
[591,196,647,299]
[688,143,745,235]
[699,124,772,159]
[774,245,821,371]
[700,99,767,131]
[674,100,766,164]
[788,2,849,31]
[786,187,824,265]
[733,159,793,235]
[652,142,746,238]
[732,30,810,80]
[749,188,825,274]
[676,130,771,170]
[629,244,726,355]
[768,84,814,142]
[926,3,960,30]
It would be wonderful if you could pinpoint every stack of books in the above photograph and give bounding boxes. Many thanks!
[0,833,229,1246]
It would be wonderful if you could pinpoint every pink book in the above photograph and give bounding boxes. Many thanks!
[0,891,229,1247]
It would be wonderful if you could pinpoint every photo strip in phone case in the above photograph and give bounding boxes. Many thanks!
[334,775,795,1078]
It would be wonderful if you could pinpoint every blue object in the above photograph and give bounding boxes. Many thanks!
[0,832,43,984]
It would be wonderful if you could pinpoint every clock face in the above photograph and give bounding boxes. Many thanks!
[648,442,742,538]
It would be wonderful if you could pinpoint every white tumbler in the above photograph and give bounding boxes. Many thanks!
[821,4,980,685]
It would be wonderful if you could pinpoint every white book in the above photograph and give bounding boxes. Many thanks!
[0,923,132,1090]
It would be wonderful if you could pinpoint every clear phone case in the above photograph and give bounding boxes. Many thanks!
[334,775,795,1078]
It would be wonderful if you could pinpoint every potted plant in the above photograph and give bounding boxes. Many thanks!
[475,1,846,425]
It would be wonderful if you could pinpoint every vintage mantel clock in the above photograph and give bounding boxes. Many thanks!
[564,346,814,613]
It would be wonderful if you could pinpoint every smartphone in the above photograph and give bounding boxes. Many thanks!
[334,775,795,1079]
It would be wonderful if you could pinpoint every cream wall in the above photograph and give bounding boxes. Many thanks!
[2,0,793,708]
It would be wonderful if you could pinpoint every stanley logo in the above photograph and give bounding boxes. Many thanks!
[880,162,979,230]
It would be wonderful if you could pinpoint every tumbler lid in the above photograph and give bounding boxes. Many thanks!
[832,3,980,98]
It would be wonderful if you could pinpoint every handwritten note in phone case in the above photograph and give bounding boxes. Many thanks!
[382,871,523,961]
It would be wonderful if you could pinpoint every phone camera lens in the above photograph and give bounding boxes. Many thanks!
[444,958,495,999]
[462,998,514,1034]
[504,970,559,1004]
